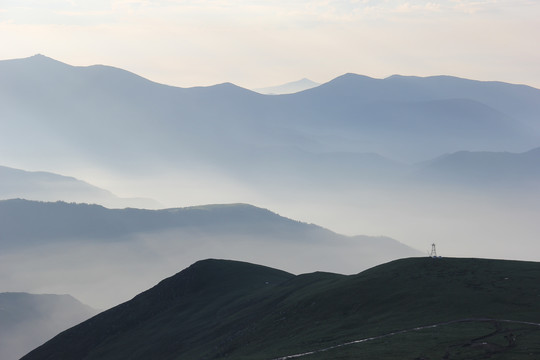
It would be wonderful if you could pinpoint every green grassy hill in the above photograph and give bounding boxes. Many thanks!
[22,257,540,360]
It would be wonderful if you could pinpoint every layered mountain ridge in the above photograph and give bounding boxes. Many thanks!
[0,165,159,208]
[2,54,539,171]
[2,53,539,263]
[0,199,421,308]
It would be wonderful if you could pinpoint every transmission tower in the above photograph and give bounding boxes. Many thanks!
[429,243,437,258]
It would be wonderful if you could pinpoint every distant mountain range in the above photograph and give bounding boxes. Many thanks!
[0,199,421,308]
[0,165,160,208]
[0,292,97,360]
[21,258,540,360]
[3,145,539,209]
[253,78,321,94]
[1,54,539,276]
[2,54,538,208]
[414,147,540,188]
[1,54,539,174]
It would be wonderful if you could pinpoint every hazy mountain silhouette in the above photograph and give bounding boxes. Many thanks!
[0,199,421,308]
[1,54,539,173]
[0,165,160,208]
[0,199,338,246]
[0,292,97,360]
[274,73,539,160]
[253,78,320,94]
[1,54,539,272]
[413,147,540,188]
[21,258,540,360]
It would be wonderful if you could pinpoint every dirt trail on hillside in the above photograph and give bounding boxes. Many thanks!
[271,318,540,360]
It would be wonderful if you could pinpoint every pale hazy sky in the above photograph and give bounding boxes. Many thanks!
[1,0,539,89]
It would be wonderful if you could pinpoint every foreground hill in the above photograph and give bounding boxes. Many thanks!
[0,292,97,360]
[22,258,540,360]
[0,199,420,308]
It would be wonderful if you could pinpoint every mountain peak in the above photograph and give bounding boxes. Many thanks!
[323,73,378,87]
[336,72,375,80]
[253,78,320,95]
[25,53,70,66]
[134,259,294,304]
[31,53,50,59]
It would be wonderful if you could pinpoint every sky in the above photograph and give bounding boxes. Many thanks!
[1,0,539,89]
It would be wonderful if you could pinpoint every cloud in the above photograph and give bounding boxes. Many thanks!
[393,2,442,14]
[0,0,114,26]
[1,0,536,27]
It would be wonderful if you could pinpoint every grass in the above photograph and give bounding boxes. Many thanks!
[22,257,540,360]
[304,321,540,360]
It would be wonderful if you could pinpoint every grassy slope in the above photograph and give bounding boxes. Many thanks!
[22,257,540,360]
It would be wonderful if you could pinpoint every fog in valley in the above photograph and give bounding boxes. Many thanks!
[0,56,539,356]
[95,163,540,262]
[0,292,97,360]
[0,200,420,309]
[2,147,539,309]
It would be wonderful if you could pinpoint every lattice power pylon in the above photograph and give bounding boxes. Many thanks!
[429,243,437,258]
